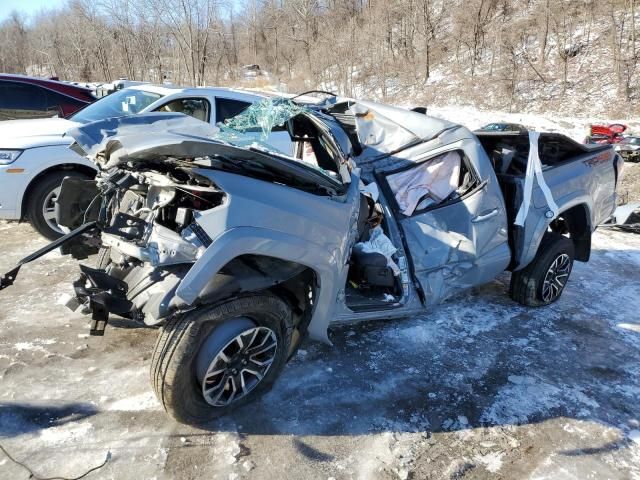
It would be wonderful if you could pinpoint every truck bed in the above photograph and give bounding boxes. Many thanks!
[476,131,618,270]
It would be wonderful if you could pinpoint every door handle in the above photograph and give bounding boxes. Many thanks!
[472,209,499,223]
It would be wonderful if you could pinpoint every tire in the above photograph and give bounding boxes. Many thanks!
[509,232,575,307]
[26,171,90,240]
[95,247,112,269]
[150,294,293,425]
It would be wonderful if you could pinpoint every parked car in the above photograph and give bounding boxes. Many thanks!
[95,79,151,98]
[0,85,292,240]
[476,122,526,133]
[0,74,95,120]
[0,97,622,425]
[615,136,640,162]
[585,124,628,144]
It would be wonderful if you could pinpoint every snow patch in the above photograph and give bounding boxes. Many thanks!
[473,451,504,473]
[107,391,161,411]
[39,421,93,444]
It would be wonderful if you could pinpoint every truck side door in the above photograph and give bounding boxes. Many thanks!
[379,142,511,304]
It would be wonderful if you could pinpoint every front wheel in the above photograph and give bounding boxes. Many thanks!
[26,171,90,240]
[509,232,575,307]
[150,294,293,425]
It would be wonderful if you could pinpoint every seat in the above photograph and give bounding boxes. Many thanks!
[351,245,396,288]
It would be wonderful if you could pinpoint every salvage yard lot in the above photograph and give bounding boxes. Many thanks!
[1,219,640,480]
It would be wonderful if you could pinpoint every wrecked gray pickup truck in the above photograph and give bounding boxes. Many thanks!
[0,97,623,425]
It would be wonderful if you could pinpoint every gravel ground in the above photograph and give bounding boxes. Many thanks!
[1,220,640,480]
[619,161,640,205]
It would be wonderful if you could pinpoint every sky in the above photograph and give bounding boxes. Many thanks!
[0,0,68,21]
[0,0,244,22]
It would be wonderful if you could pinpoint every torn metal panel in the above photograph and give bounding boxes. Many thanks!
[65,112,346,195]
[325,98,458,167]
[67,112,219,168]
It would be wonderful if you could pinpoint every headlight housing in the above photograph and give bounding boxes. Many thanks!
[0,149,23,165]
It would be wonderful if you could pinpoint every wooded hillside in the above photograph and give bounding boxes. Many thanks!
[0,0,637,116]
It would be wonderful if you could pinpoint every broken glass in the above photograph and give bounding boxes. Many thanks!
[222,98,306,140]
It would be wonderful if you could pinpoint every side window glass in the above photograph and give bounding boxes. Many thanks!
[157,98,210,122]
[42,89,83,115]
[215,98,251,123]
[0,81,47,119]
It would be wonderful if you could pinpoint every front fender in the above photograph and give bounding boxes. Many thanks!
[175,226,342,344]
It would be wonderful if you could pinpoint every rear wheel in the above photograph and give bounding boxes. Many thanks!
[150,294,293,425]
[509,232,575,307]
[26,171,90,240]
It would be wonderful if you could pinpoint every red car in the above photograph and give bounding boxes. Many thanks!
[586,123,628,144]
[0,74,96,120]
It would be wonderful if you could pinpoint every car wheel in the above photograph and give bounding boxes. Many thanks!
[150,294,293,425]
[509,232,575,307]
[26,171,90,240]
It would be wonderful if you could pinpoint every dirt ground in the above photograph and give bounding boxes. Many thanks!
[619,161,640,204]
[1,220,640,480]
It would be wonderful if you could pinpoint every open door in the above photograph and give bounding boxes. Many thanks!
[379,149,511,304]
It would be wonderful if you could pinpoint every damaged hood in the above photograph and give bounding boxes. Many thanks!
[67,112,220,168]
[0,117,80,149]
[67,112,347,195]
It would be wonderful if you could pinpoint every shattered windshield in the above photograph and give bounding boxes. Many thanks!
[212,98,348,184]
[221,98,305,140]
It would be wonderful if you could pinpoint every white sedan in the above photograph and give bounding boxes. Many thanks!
[0,85,292,239]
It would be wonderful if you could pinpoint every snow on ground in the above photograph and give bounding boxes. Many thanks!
[424,104,640,143]
[1,220,639,479]
[0,103,639,479]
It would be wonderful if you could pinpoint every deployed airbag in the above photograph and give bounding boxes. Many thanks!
[387,151,461,216]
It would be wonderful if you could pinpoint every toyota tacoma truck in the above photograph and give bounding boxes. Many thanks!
[0,96,623,425]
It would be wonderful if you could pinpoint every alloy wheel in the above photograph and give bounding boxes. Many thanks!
[542,253,571,302]
[201,326,278,407]
[42,186,63,235]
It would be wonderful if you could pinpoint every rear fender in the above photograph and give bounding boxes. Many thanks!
[516,199,592,270]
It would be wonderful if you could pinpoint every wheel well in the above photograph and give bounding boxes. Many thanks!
[196,254,319,342]
[21,164,97,219]
[548,204,591,262]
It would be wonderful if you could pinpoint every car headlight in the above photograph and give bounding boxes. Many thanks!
[0,149,23,165]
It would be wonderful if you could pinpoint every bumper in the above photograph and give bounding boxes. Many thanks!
[67,259,189,334]
[0,163,30,219]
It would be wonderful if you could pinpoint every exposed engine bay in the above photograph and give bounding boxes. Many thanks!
[54,163,225,334]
